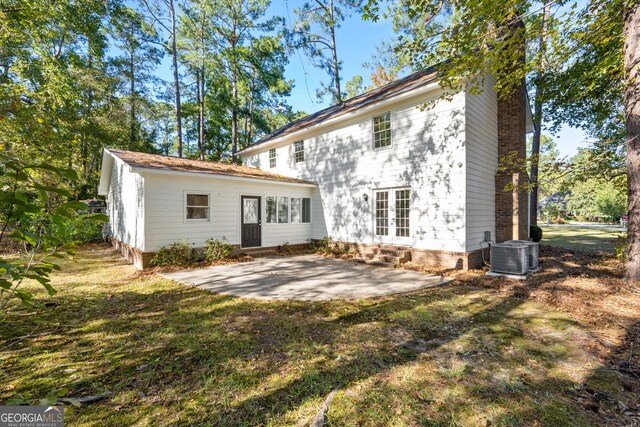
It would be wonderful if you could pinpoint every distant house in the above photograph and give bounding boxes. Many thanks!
[79,199,106,214]
[99,67,533,269]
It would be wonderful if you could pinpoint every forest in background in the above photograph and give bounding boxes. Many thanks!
[1,0,376,200]
[1,0,628,208]
[1,0,637,303]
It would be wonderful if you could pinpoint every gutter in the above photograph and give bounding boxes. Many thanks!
[130,166,318,188]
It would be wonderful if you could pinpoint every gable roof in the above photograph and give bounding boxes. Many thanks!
[239,66,440,153]
[104,148,316,185]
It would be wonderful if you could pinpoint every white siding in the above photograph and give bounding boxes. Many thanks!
[142,172,315,252]
[465,76,498,251]
[106,158,145,250]
[244,89,467,252]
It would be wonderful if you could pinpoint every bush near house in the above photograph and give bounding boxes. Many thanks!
[151,241,195,266]
[65,215,105,243]
[530,225,543,243]
[308,236,349,256]
[152,239,236,267]
[204,239,234,261]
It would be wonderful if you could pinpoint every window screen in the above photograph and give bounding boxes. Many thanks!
[186,193,209,220]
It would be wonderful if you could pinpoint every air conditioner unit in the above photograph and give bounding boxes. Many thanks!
[490,243,529,276]
[506,240,539,270]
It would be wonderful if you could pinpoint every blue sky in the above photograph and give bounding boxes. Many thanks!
[151,0,591,158]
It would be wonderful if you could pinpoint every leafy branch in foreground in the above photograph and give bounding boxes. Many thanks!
[0,153,107,311]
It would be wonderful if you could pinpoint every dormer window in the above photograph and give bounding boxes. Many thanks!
[373,112,392,149]
[294,141,304,163]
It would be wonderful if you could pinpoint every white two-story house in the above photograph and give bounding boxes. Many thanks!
[99,67,532,269]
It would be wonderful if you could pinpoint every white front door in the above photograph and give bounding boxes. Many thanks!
[374,188,411,245]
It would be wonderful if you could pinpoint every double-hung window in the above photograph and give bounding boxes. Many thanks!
[269,148,276,168]
[277,196,289,223]
[266,196,310,224]
[266,196,277,223]
[185,193,209,220]
[373,112,391,148]
[290,197,311,223]
[294,141,304,163]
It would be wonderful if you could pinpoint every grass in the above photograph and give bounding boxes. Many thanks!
[541,225,625,253]
[1,244,639,426]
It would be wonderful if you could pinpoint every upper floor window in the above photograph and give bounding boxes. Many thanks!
[294,140,304,163]
[373,112,391,149]
[185,193,209,221]
[269,148,276,168]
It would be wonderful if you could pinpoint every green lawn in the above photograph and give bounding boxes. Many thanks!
[541,225,625,253]
[1,244,638,426]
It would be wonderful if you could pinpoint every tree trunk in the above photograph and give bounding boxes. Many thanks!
[169,0,183,157]
[329,0,341,104]
[230,12,239,163]
[529,1,551,226]
[246,70,255,147]
[231,73,238,162]
[129,45,137,147]
[625,1,640,281]
[199,28,206,161]
[83,48,93,180]
[196,68,202,159]
[199,66,205,160]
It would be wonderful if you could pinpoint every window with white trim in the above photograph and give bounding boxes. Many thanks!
[395,189,410,237]
[375,191,389,235]
[291,198,301,223]
[294,140,304,163]
[277,196,289,223]
[186,193,209,220]
[302,198,311,223]
[269,148,276,168]
[266,196,277,223]
[290,197,311,223]
[373,112,391,148]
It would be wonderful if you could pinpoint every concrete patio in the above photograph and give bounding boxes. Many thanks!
[160,254,451,301]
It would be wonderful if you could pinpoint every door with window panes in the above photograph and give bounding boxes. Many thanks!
[374,188,411,244]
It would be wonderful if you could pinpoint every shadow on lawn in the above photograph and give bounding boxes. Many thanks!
[2,244,639,426]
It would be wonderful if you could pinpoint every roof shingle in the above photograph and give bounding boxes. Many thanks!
[242,67,439,151]
[107,148,316,185]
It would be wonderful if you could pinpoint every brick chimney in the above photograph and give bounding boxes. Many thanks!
[495,18,529,242]
[495,84,529,242]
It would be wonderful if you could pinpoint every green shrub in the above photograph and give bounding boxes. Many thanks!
[307,236,347,255]
[152,241,195,266]
[530,224,543,243]
[65,215,104,243]
[204,239,234,262]
[279,241,292,254]
[308,236,332,255]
